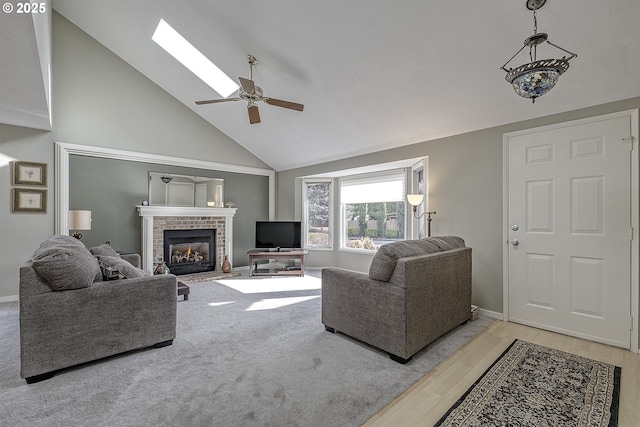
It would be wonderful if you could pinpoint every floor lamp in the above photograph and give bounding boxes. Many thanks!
[407,194,436,237]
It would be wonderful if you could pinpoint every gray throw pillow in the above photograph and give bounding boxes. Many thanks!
[38,234,86,250]
[368,245,398,282]
[89,243,120,258]
[97,255,149,280]
[31,244,102,291]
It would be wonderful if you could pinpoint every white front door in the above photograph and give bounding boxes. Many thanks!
[507,114,633,349]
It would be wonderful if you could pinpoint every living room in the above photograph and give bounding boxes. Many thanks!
[1,1,639,425]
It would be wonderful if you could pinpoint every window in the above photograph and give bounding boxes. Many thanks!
[411,159,426,239]
[303,179,332,249]
[340,169,406,251]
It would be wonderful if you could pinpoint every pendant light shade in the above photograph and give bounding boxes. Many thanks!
[501,0,576,102]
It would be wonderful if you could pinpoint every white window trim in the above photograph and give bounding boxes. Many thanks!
[410,157,429,239]
[302,178,333,250]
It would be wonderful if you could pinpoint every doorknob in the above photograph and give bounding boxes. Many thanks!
[511,239,519,246]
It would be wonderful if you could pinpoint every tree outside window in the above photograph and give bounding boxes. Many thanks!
[305,181,331,248]
[341,170,406,251]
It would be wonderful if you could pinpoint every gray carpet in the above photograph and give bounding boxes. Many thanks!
[0,273,492,426]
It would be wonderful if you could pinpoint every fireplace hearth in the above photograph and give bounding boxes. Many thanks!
[163,229,216,275]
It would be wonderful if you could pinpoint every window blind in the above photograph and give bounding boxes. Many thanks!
[340,169,406,204]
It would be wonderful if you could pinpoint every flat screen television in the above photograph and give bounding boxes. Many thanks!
[255,221,302,250]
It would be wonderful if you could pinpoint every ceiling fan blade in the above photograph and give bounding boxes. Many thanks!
[264,98,304,112]
[239,77,255,94]
[195,98,241,105]
[248,104,261,124]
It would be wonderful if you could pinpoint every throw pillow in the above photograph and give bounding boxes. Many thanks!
[31,243,102,291]
[38,234,86,250]
[97,255,149,280]
[89,243,120,258]
[368,245,398,282]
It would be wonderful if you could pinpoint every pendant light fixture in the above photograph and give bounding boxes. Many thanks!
[501,0,577,103]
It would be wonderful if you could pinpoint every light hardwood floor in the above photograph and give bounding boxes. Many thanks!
[364,320,640,427]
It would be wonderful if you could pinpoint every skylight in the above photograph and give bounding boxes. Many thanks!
[152,19,239,98]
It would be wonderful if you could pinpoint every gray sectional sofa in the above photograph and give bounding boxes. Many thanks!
[19,235,177,383]
[322,236,472,363]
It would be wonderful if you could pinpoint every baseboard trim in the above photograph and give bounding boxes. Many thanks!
[478,308,503,320]
[0,295,18,303]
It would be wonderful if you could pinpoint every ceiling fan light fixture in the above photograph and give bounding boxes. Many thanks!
[195,54,304,124]
[152,19,239,98]
[501,0,576,103]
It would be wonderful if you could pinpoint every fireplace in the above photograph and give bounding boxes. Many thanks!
[138,206,236,275]
[163,229,216,275]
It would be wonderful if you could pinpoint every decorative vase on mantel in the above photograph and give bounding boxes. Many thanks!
[222,255,231,273]
[154,261,170,275]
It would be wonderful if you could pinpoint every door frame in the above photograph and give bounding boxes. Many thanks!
[502,109,639,353]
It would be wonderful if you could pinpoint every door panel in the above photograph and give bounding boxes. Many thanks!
[508,116,632,348]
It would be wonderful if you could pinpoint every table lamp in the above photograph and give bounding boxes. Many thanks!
[68,210,92,240]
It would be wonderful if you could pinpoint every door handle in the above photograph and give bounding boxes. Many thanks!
[511,239,519,246]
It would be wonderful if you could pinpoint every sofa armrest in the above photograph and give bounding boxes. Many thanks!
[19,263,54,299]
[394,248,472,354]
[321,267,407,355]
[120,253,141,268]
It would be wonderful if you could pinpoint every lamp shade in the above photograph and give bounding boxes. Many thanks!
[407,194,424,206]
[68,210,92,230]
[506,58,569,101]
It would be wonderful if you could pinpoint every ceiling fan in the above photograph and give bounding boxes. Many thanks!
[195,55,304,124]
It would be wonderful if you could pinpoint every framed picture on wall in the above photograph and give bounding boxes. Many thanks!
[12,188,47,213]
[12,161,47,186]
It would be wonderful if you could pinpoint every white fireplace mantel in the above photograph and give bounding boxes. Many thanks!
[137,206,237,273]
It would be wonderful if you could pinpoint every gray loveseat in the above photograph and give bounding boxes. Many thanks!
[322,236,471,363]
[20,235,177,383]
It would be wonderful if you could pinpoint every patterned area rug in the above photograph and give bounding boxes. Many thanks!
[436,339,621,427]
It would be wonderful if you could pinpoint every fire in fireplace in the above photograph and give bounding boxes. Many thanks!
[163,229,216,275]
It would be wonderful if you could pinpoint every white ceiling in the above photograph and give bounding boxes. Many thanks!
[10,1,640,171]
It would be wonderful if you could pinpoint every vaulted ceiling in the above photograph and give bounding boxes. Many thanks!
[4,1,640,171]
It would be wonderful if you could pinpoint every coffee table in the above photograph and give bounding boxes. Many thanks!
[177,281,190,301]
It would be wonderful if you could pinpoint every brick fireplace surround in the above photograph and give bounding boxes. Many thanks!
[137,206,237,274]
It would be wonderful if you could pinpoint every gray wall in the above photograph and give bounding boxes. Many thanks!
[276,97,640,315]
[69,155,269,265]
[0,124,55,300]
[0,12,273,299]
[52,12,269,170]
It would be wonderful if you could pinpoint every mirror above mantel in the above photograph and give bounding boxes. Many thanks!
[148,172,224,207]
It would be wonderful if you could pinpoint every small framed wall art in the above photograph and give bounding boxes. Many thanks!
[12,161,47,186]
[12,188,47,213]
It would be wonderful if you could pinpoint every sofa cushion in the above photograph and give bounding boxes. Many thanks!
[428,236,466,251]
[368,236,465,281]
[31,238,102,291]
[89,244,120,258]
[97,255,149,280]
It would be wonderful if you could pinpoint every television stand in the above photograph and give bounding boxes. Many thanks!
[247,249,309,277]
